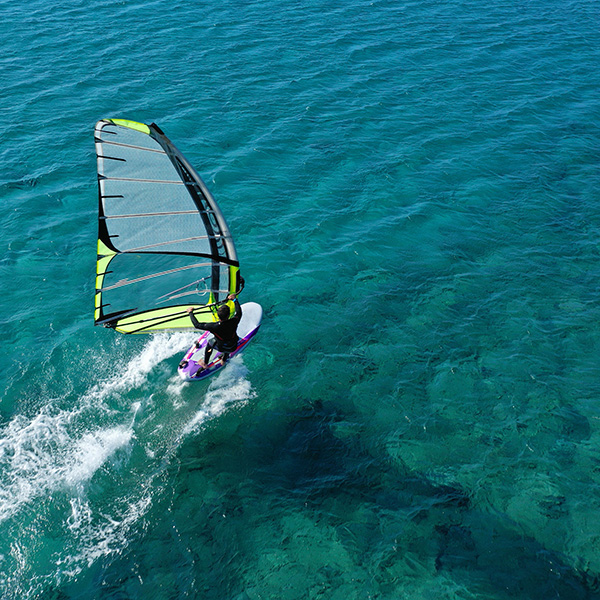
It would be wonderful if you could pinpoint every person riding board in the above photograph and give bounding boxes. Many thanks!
[186,287,243,369]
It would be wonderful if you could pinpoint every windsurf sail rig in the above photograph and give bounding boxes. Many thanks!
[94,119,242,334]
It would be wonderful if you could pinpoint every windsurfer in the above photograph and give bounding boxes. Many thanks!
[187,294,243,368]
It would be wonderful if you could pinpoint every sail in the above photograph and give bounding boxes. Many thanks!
[94,119,241,334]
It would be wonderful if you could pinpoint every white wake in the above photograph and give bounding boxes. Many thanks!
[0,331,256,594]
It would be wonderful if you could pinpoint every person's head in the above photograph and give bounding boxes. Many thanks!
[217,304,230,321]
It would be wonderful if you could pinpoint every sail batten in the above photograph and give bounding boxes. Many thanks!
[94,118,241,333]
[101,210,199,219]
[100,261,214,292]
[123,235,231,253]
[97,140,167,154]
[101,176,186,184]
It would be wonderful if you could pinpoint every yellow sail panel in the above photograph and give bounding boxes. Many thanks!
[114,305,217,334]
[105,119,151,135]
[229,265,240,294]
[95,241,117,322]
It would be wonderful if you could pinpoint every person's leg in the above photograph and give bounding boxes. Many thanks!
[202,337,216,367]
[219,339,238,365]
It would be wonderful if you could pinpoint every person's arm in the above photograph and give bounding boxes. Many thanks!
[233,298,242,320]
[187,308,217,331]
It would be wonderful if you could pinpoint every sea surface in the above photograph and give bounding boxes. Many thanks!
[2,0,600,598]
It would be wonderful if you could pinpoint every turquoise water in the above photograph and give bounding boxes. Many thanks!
[2,0,600,597]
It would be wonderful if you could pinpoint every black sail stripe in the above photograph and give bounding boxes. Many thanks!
[98,155,127,162]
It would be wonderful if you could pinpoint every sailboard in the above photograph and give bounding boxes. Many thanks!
[178,302,263,381]
[94,118,262,378]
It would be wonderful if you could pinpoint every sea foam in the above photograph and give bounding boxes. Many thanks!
[0,331,194,523]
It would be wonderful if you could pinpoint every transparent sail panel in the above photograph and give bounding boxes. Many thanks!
[94,119,240,332]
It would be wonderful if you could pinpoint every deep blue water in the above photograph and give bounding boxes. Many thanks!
[2,0,600,598]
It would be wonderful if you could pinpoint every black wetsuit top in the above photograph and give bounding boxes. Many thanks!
[189,300,242,352]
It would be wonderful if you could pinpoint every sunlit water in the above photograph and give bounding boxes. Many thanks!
[2,0,600,597]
